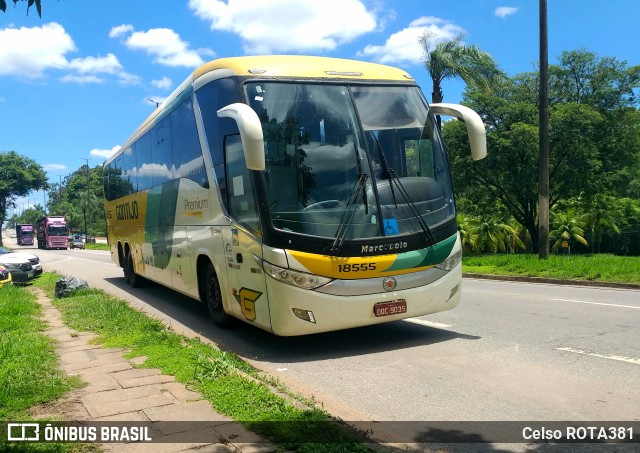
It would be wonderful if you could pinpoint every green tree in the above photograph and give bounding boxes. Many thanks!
[418,32,503,128]
[467,216,526,254]
[445,50,639,249]
[582,194,621,253]
[456,214,474,253]
[549,211,588,253]
[551,50,640,111]
[0,151,48,247]
[0,0,42,16]
[46,164,106,236]
[15,205,45,226]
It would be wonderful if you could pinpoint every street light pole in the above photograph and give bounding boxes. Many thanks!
[538,0,550,259]
[81,157,92,238]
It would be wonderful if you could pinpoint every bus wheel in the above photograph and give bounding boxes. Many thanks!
[123,251,131,284]
[125,250,142,288]
[205,263,234,328]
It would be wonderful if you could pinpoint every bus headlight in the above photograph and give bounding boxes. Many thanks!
[435,249,462,271]
[262,261,331,289]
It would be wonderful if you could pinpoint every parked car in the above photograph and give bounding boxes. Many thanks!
[0,255,35,285]
[70,237,85,249]
[0,247,42,276]
[0,264,11,287]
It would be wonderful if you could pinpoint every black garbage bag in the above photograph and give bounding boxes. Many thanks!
[55,277,89,298]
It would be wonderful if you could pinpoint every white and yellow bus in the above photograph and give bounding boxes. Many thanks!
[103,55,486,336]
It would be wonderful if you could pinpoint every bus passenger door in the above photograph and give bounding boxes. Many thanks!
[221,134,270,331]
[222,227,270,332]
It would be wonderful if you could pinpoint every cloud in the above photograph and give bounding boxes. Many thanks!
[112,25,213,67]
[109,24,134,38]
[0,22,140,85]
[358,16,465,65]
[495,7,518,18]
[0,22,76,77]
[90,146,121,159]
[67,53,122,74]
[151,76,173,90]
[43,163,67,171]
[189,0,377,54]
[116,72,142,86]
[61,74,105,84]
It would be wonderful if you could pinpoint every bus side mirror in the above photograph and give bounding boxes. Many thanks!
[217,103,266,171]
[430,103,487,161]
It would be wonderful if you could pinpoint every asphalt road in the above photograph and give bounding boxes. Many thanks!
[5,236,639,450]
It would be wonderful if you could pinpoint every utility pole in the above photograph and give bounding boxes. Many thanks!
[538,0,550,259]
[81,158,92,237]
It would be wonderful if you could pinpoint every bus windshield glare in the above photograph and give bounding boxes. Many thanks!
[245,82,455,242]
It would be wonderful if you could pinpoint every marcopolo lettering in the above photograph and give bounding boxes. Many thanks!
[361,241,408,254]
[116,201,139,221]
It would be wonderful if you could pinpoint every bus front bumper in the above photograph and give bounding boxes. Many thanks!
[266,264,462,336]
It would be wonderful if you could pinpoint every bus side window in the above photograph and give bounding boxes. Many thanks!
[196,78,241,214]
[224,134,260,234]
[152,116,172,186]
[171,97,208,187]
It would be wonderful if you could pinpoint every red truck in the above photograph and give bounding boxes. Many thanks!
[36,216,69,250]
[15,224,35,246]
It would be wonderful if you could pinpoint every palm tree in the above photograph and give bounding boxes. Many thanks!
[582,195,620,253]
[501,221,527,254]
[456,214,474,253]
[549,211,588,253]
[468,217,504,253]
[419,32,504,128]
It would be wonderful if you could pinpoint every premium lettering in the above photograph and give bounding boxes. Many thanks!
[184,198,209,211]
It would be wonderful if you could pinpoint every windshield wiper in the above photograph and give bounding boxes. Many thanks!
[370,131,435,245]
[328,172,368,253]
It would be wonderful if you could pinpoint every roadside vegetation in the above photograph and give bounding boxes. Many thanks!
[0,284,88,452]
[463,253,640,285]
[0,285,82,420]
[26,273,372,452]
[84,243,109,251]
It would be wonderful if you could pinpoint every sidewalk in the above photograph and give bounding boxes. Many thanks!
[32,288,275,453]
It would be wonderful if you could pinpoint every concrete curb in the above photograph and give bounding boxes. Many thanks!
[463,273,640,290]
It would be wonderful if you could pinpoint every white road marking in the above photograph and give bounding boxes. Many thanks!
[557,347,640,365]
[553,298,640,310]
[43,256,73,264]
[43,256,116,266]
[403,318,452,329]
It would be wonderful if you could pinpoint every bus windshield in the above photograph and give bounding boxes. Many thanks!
[244,82,455,242]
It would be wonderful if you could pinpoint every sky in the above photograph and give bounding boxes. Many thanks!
[1,0,639,215]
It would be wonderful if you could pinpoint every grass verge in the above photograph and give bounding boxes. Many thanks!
[32,273,372,452]
[463,253,640,284]
[84,243,109,251]
[0,284,91,452]
[0,285,82,420]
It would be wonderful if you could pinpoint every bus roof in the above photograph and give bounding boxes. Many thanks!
[193,55,414,82]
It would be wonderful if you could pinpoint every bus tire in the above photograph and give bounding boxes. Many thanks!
[205,263,234,328]
[125,250,143,288]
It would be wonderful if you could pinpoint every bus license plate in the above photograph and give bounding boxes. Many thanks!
[374,299,407,317]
